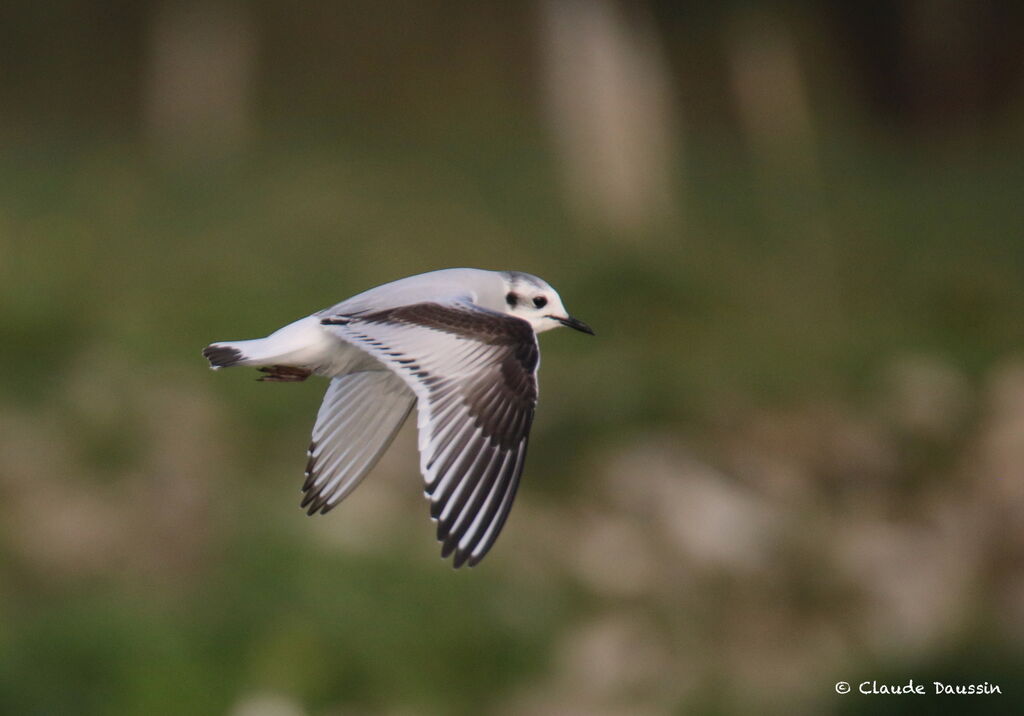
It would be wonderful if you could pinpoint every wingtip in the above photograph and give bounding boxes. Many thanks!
[451,549,470,569]
[439,542,484,568]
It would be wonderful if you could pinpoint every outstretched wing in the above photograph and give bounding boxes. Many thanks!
[302,370,415,515]
[322,301,538,567]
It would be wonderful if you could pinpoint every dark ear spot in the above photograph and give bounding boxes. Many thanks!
[506,292,518,307]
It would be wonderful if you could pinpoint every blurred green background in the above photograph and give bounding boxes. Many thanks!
[2,1,1024,714]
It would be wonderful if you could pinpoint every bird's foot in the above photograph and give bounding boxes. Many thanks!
[257,365,312,382]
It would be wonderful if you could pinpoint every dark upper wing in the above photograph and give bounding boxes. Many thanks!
[321,301,538,567]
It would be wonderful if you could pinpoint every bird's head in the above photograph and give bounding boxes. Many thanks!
[498,271,594,335]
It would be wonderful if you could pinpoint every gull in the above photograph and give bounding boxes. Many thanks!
[203,268,593,567]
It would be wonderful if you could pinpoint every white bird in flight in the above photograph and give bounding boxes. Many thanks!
[203,268,593,567]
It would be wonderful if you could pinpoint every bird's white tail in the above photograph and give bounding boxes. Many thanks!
[203,315,334,370]
[203,339,267,368]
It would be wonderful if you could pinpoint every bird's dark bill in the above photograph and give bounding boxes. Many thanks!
[555,315,595,335]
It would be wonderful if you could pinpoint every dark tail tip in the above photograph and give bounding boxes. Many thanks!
[203,344,244,368]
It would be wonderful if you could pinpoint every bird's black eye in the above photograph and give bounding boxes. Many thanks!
[533,296,548,308]
[506,292,518,307]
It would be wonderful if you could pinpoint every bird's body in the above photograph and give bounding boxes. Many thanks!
[204,268,592,567]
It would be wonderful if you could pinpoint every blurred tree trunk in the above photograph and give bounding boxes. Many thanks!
[726,9,816,176]
[144,0,256,162]
[537,0,680,238]
[725,6,825,238]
